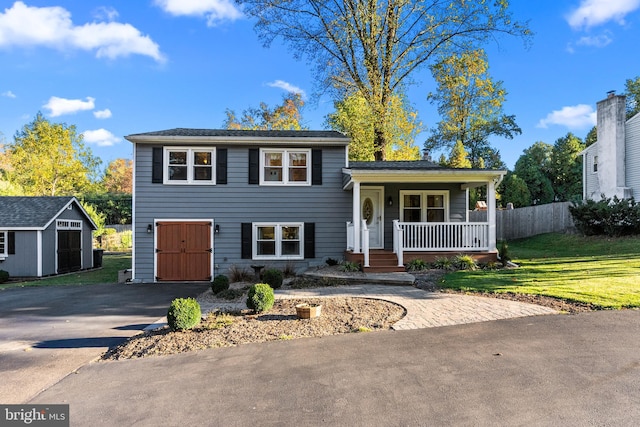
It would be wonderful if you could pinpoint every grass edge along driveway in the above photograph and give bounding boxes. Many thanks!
[440,233,640,309]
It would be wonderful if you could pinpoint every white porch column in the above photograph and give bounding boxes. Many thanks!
[487,179,497,252]
[352,181,361,253]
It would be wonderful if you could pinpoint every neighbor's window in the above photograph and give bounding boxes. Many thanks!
[0,231,6,257]
[401,191,449,222]
[593,155,598,173]
[253,223,303,259]
[260,149,310,185]
[165,148,215,184]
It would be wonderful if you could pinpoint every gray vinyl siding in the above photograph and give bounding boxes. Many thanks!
[583,144,600,200]
[380,183,467,249]
[133,144,351,281]
[626,114,640,198]
[1,231,38,276]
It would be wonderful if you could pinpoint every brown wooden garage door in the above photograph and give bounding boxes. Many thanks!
[156,221,212,281]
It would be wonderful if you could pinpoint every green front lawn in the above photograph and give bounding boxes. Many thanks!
[440,234,640,309]
[0,253,132,290]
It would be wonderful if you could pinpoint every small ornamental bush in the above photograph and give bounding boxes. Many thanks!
[498,240,511,263]
[262,268,283,289]
[0,270,9,284]
[325,257,339,266]
[339,261,360,272]
[433,256,454,270]
[454,254,478,271]
[247,283,275,313]
[406,259,430,272]
[211,274,230,294]
[167,298,201,331]
[570,196,640,237]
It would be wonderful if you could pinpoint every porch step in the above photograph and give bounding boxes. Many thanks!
[364,250,405,273]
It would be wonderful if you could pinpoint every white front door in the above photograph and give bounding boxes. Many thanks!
[361,187,384,249]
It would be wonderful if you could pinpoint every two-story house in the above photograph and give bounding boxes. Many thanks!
[126,129,505,283]
[581,93,640,200]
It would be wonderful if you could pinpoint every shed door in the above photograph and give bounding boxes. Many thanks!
[58,231,82,274]
[156,221,212,281]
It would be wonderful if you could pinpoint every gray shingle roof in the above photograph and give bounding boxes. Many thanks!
[0,196,78,228]
[127,128,348,139]
[347,160,443,170]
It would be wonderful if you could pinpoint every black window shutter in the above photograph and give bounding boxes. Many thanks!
[8,232,15,255]
[248,149,259,184]
[152,147,163,183]
[241,223,252,259]
[312,149,322,185]
[216,148,227,184]
[304,223,315,259]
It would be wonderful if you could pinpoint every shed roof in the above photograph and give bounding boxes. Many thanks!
[0,196,96,229]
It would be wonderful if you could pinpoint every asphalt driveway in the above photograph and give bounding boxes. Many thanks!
[30,310,640,426]
[0,282,209,403]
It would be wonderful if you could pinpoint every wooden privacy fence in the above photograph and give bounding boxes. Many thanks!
[469,202,575,241]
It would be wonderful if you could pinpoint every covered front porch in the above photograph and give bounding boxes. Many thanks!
[342,161,505,271]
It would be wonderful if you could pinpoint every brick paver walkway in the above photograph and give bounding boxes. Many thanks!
[276,285,558,330]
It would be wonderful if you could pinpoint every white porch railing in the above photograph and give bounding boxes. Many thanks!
[346,220,370,268]
[393,220,489,266]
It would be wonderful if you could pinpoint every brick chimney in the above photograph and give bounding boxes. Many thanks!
[596,93,632,198]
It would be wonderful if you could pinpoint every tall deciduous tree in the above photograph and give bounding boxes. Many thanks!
[4,113,101,196]
[585,126,597,147]
[625,75,640,119]
[549,133,584,202]
[513,142,554,206]
[224,93,306,130]
[102,158,133,194]
[326,92,421,161]
[499,171,531,208]
[446,141,472,169]
[238,0,531,160]
[425,49,521,167]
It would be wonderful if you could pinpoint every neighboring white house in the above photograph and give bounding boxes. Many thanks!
[581,93,640,200]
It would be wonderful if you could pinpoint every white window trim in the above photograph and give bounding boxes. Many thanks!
[163,147,216,185]
[252,222,304,260]
[259,148,311,186]
[399,190,450,222]
[0,230,7,259]
[57,220,82,230]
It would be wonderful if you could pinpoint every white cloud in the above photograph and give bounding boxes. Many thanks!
[567,0,640,29]
[93,6,119,22]
[94,108,112,119]
[576,33,613,47]
[537,104,597,129]
[44,96,95,117]
[267,80,306,97]
[82,129,120,147]
[1,90,16,98]
[154,0,242,26]
[0,1,165,62]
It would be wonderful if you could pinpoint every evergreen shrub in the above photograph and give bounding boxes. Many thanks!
[247,283,274,313]
[167,298,201,331]
[262,268,283,289]
[211,274,230,294]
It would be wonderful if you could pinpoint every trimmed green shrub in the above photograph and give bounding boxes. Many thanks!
[262,268,283,289]
[0,270,8,284]
[406,259,430,272]
[454,254,478,271]
[325,258,339,266]
[247,283,274,313]
[217,288,245,300]
[570,196,640,237]
[211,274,230,294]
[167,298,201,331]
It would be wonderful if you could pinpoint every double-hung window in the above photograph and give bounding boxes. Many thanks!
[260,149,310,185]
[253,223,303,259]
[401,191,449,222]
[164,148,215,184]
[0,231,7,258]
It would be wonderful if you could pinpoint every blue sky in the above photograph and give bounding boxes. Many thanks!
[0,0,639,170]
